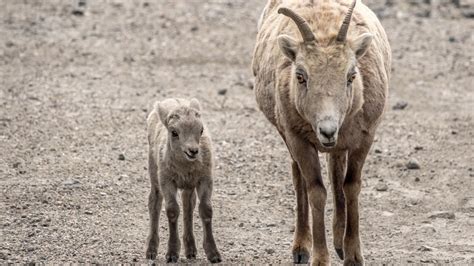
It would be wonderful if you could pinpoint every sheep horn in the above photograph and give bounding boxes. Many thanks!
[278,7,316,43]
[336,0,357,43]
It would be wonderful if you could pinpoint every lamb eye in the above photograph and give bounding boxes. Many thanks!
[171,130,179,137]
[296,73,306,84]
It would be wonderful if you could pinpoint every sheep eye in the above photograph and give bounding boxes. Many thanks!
[296,73,306,84]
[200,128,204,135]
[171,130,179,138]
[347,74,357,86]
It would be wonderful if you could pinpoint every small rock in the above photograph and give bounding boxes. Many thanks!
[217,88,227,95]
[290,225,295,232]
[238,222,244,227]
[27,232,35,237]
[26,247,35,252]
[266,223,277,227]
[5,41,15,48]
[374,148,382,154]
[420,224,436,233]
[12,162,20,168]
[414,146,424,151]
[382,211,394,217]
[414,177,420,182]
[392,100,408,110]
[428,211,455,220]
[375,182,388,192]
[418,245,435,252]
[190,26,199,32]
[84,210,93,215]
[451,130,458,135]
[63,179,80,186]
[406,159,421,170]
[448,36,457,43]
[118,154,125,161]
[265,248,275,254]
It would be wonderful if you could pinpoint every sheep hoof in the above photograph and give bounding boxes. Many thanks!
[166,255,179,263]
[146,250,157,260]
[208,254,222,263]
[335,248,344,260]
[293,250,310,264]
[186,253,197,260]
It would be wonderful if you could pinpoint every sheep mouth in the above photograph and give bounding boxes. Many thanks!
[321,141,336,148]
[184,152,198,160]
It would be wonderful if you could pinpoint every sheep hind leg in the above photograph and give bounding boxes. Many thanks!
[291,161,311,264]
[327,152,347,260]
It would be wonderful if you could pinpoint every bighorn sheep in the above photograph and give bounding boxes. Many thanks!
[252,0,391,264]
[145,98,221,263]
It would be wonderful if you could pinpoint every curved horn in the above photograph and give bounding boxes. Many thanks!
[278,7,316,42]
[336,0,357,43]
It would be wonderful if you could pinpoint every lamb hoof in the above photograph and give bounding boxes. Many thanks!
[166,255,179,263]
[208,254,222,263]
[293,250,310,264]
[336,248,344,260]
[146,250,157,260]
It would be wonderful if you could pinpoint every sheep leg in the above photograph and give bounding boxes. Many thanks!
[291,160,311,264]
[163,183,180,263]
[343,143,371,266]
[182,188,197,259]
[197,179,222,263]
[327,152,347,260]
[286,134,329,265]
[146,152,163,260]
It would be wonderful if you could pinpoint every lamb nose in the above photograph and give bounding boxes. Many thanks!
[319,124,337,139]
[188,148,199,155]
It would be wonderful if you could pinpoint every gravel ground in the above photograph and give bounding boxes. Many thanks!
[1,0,473,264]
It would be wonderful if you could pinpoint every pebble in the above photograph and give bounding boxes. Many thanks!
[62,179,80,186]
[428,211,455,220]
[406,159,421,170]
[392,100,408,110]
[418,245,435,252]
[414,146,424,151]
[374,148,382,154]
[420,224,436,233]
[218,88,227,95]
[84,210,93,215]
[118,154,125,161]
[414,177,420,182]
[375,182,388,192]
[265,248,275,254]
[238,222,244,227]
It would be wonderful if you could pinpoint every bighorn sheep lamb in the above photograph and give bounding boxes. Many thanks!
[252,0,391,264]
[145,98,221,263]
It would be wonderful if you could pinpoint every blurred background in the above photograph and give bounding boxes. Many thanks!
[1,0,473,264]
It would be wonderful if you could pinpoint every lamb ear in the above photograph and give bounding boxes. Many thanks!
[157,102,170,127]
[278,34,298,61]
[351,33,373,59]
[189,98,201,111]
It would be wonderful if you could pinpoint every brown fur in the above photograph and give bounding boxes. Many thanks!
[145,98,221,263]
[252,0,391,265]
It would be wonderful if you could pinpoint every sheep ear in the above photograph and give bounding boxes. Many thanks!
[189,98,201,111]
[278,34,298,61]
[352,33,373,59]
[157,102,170,127]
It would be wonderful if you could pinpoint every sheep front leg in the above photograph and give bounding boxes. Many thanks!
[343,142,372,266]
[286,133,329,265]
[162,182,180,263]
[146,153,163,260]
[291,161,311,264]
[327,152,347,260]
[197,179,222,263]
[182,189,197,259]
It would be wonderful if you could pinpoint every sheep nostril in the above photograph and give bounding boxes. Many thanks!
[319,124,337,139]
[188,148,199,156]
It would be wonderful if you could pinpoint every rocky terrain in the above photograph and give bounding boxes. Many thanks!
[1,0,473,264]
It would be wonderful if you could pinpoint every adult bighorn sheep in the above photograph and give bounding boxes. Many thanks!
[252,0,391,265]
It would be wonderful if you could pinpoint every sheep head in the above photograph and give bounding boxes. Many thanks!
[277,0,372,148]
[158,98,204,161]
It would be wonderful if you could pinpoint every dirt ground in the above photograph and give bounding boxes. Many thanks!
[1,0,473,264]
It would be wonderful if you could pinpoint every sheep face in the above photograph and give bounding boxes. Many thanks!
[158,99,204,162]
[278,34,372,148]
[167,109,203,161]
